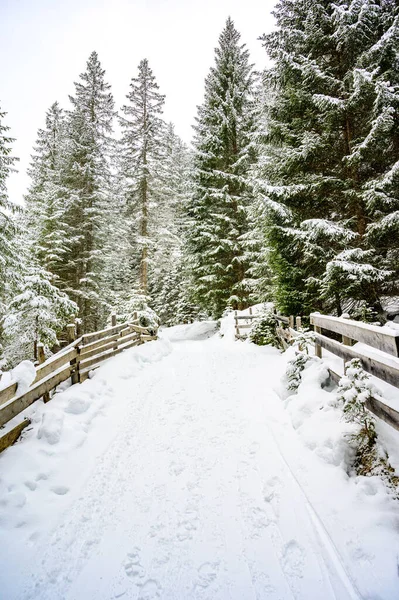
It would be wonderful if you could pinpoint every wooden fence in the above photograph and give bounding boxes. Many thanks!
[309,312,399,431]
[0,315,157,453]
[234,309,293,341]
[234,308,399,432]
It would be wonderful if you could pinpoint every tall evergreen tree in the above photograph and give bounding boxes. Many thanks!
[259,0,399,317]
[62,51,115,331]
[119,59,165,295]
[187,17,257,318]
[149,123,193,324]
[2,261,77,368]
[24,102,69,278]
[0,105,18,320]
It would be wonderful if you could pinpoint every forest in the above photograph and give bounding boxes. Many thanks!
[0,0,398,368]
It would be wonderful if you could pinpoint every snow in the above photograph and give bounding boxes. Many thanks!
[0,326,398,599]
[161,320,217,341]
[0,359,36,395]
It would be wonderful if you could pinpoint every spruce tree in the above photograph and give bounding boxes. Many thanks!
[24,102,70,278]
[149,123,193,324]
[187,17,257,318]
[2,262,77,368]
[119,59,165,296]
[62,51,115,331]
[259,0,399,317]
[0,105,19,321]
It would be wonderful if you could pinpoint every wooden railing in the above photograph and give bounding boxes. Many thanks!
[234,309,293,343]
[0,316,157,453]
[309,313,399,385]
[308,312,399,431]
[234,307,399,431]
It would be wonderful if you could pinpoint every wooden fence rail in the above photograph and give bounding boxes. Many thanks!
[0,316,157,453]
[252,308,399,432]
[308,312,399,431]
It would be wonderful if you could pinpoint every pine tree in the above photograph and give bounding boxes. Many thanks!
[149,123,193,324]
[0,105,19,316]
[187,17,257,318]
[259,0,399,317]
[336,358,398,495]
[62,51,115,331]
[24,102,70,279]
[1,262,77,368]
[119,59,165,296]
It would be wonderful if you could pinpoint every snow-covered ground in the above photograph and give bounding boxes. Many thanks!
[0,322,399,599]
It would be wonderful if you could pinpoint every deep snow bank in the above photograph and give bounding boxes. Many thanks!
[276,345,399,515]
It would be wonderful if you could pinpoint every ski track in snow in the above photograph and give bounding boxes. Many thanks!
[0,333,398,599]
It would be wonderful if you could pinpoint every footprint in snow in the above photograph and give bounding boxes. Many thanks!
[263,476,281,519]
[169,461,185,476]
[177,509,199,541]
[124,548,145,581]
[138,579,161,599]
[247,506,271,535]
[24,480,37,491]
[280,540,305,579]
[194,562,219,590]
[249,441,260,457]
[51,485,69,496]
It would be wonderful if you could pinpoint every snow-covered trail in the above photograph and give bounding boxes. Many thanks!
[1,333,398,599]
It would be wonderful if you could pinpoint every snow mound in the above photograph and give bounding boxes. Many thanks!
[0,360,36,395]
[162,321,217,341]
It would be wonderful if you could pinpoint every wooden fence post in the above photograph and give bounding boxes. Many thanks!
[37,343,50,403]
[67,324,79,385]
[341,313,352,373]
[296,316,302,330]
[289,315,294,329]
[235,310,239,338]
[75,318,82,338]
[315,326,323,357]
[312,312,322,358]
[111,313,119,351]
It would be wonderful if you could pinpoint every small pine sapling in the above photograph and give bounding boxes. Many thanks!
[285,328,316,392]
[249,308,279,347]
[285,352,313,392]
[337,359,398,497]
[292,328,316,354]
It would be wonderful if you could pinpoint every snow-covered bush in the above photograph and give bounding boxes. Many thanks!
[292,328,315,354]
[111,290,159,336]
[337,359,398,496]
[286,352,314,392]
[1,265,78,368]
[249,308,279,347]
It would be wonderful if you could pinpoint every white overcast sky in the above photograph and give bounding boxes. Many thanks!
[1,0,276,204]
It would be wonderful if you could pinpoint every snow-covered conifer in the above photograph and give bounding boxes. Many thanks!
[259,0,399,317]
[0,105,19,316]
[1,263,78,368]
[24,102,69,278]
[149,123,193,324]
[337,358,398,495]
[119,59,165,295]
[187,18,257,318]
[62,51,115,331]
